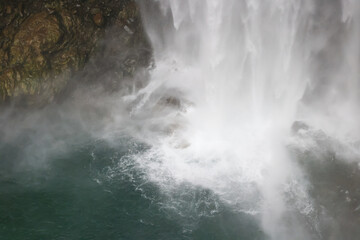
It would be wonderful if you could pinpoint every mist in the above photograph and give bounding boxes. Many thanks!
[135,0,360,239]
[1,0,360,239]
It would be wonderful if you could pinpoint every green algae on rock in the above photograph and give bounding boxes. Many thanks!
[0,0,151,106]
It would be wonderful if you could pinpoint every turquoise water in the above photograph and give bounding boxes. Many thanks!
[0,135,266,240]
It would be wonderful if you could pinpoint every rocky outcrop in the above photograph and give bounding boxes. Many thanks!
[0,0,151,106]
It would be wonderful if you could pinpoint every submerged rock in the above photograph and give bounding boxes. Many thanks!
[0,0,151,107]
[291,121,310,133]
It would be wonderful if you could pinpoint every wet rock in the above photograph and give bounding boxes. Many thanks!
[291,121,310,133]
[0,0,151,107]
[90,8,101,15]
[5,5,11,15]
[93,13,104,26]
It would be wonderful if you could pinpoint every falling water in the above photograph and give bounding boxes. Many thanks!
[1,0,360,239]
[126,0,360,239]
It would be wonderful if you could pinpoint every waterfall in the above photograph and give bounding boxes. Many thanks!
[1,0,360,239]
[124,0,360,239]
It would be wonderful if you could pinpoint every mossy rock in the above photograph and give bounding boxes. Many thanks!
[0,0,151,107]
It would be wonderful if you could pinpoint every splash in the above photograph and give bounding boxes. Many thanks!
[121,0,360,239]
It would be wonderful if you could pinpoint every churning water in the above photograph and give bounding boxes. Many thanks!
[1,0,360,239]
[132,0,360,239]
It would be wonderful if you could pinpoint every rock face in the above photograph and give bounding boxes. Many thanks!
[0,0,151,106]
